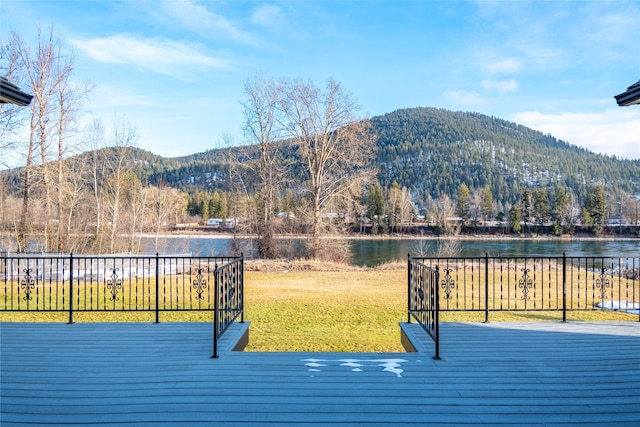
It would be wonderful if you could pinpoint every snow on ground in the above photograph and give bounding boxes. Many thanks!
[596,300,640,315]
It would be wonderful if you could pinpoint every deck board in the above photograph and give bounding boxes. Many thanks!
[2,321,639,425]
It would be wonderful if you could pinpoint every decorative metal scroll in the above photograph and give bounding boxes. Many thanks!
[595,268,612,301]
[192,267,207,300]
[20,268,35,301]
[214,259,243,337]
[106,267,122,300]
[227,282,236,302]
[440,268,455,300]
[518,267,533,301]
[407,259,440,360]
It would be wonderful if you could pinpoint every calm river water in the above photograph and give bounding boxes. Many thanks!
[141,236,639,267]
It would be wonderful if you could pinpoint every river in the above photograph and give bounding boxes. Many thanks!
[140,235,639,267]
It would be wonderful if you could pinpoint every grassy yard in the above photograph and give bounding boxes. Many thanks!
[244,269,407,352]
[1,261,637,352]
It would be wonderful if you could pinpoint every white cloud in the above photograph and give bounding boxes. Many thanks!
[512,109,640,160]
[160,0,255,45]
[484,58,521,74]
[74,35,234,80]
[251,5,283,27]
[482,79,518,93]
[444,90,486,106]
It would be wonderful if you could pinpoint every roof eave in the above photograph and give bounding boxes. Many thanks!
[0,79,34,106]
[614,82,640,107]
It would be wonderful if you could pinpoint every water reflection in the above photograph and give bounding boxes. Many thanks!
[141,236,639,267]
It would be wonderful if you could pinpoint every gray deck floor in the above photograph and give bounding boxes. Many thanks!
[2,321,639,426]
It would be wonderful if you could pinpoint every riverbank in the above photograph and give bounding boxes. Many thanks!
[138,234,639,266]
[140,231,639,241]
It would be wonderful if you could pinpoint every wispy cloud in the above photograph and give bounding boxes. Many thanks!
[580,6,640,62]
[73,35,234,81]
[160,0,256,45]
[444,90,486,106]
[251,5,283,28]
[91,84,172,109]
[483,58,521,75]
[512,109,640,160]
[482,79,518,94]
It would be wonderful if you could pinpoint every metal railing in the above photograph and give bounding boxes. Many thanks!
[0,253,244,357]
[408,257,440,359]
[410,254,639,322]
[212,256,244,358]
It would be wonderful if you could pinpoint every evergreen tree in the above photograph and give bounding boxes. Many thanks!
[368,182,384,234]
[388,181,402,230]
[584,184,606,234]
[481,185,493,222]
[532,188,549,225]
[456,183,471,224]
[508,205,522,233]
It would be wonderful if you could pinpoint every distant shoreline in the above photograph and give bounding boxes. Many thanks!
[137,232,639,242]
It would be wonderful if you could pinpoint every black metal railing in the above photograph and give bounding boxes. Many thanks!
[212,256,244,358]
[1,253,244,357]
[410,254,639,322]
[408,257,440,359]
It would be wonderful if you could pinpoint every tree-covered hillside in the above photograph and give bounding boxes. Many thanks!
[155,107,639,208]
[372,107,639,206]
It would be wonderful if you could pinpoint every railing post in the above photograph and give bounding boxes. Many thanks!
[562,252,567,323]
[240,253,244,323]
[68,253,74,324]
[433,265,440,360]
[212,264,219,359]
[484,253,489,323]
[155,253,160,324]
[407,253,412,324]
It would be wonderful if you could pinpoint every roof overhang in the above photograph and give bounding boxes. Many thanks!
[614,80,640,107]
[0,77,33,106]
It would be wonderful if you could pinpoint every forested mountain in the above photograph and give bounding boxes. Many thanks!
[4,107,636,214]
[2,106,637,255]
[151,107,639,207]
[372,107,639,206]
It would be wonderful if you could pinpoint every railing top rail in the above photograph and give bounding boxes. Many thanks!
[0,253,242,260]
[408,257,437,270]
[214,254,244,271]
[411,254,639,261]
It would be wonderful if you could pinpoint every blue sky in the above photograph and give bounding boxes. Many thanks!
[2,0,639,159]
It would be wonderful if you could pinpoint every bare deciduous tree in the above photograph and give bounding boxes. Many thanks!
[103,117,138,253]
[52,58,94,252]
[145,185,188,253]
[278,78,376,258]
[9,26,92,252]
[241,74,289,258]
[13,27,64,251]
[83,118,107,251]
[0,36,29,168]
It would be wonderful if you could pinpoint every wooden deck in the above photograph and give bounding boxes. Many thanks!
[2,321,639,426]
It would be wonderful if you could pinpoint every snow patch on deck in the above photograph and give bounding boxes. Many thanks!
[302,358,408,377]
